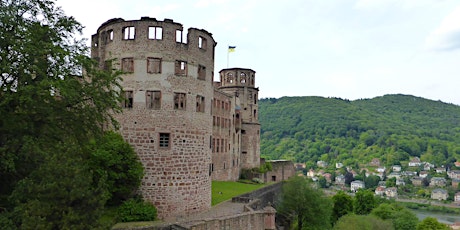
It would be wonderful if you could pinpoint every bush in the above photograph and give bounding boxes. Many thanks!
[118,198,157,222]
[252,177,264,184]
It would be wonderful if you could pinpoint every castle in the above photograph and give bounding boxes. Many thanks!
[91,17,261,219]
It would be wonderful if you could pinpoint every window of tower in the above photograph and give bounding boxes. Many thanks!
[147,57,161,74]
[121,58,134,73]
[148,26,163,40]
[159,133,170,148]
[175,60,187,76]
[174,92,186,110]
[196,95,205,112]
[254,109,257,118]
[122,90,133,108]
[254,93,257,104]
[226,73,234,83]
[146,90,161,109]
[123,26,135,40]
[176,30,183,43]
[198,36,207,49]
[240,77,246,84]
[109,30,114,41]
[198,65,206,80]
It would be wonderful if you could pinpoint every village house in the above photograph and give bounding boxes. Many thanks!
[448,170,460,179]
[375,186,386,196]
[392,165,402,172]
[419,171,429,178]
[411,177,423,186]
[351,180,365,192]
[385,187,398,198]
[408,157,422,167]
[294,163,306,171]
[317,161,328,168]
[335,175,345,185]
[429,177,447,187]
[454,161,460,168]
[376,167,386,173]
[335,162,343,168]
[401,171,417,177]
[388,172,401,179]
[396,178,406,186]
[378,181,386,187]
[307,169,315,178]
[452,178,460,189]
[435,167,446,174]
[431,188,448,201]
[424,162,434,171]
[323,173,332,183]
[455,192,460,204]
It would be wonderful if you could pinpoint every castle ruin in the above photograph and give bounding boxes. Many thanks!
[91,17,261,219]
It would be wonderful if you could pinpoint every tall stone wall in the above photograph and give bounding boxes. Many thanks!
[91,17,216,219]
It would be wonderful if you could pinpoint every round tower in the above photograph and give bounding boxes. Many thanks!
[91,17,216,219]
[218,68,260,169]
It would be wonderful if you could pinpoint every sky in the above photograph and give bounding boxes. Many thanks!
[56,0,460,104]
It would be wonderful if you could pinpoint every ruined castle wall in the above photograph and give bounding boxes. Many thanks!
[91,17,216,219]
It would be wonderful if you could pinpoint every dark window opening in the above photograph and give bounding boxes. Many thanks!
[123,90,133,108]
[159,133,170,148]
[272,176,276,181]
[146,91,161,109]
[196,95,205,112]
[174,93,186,110]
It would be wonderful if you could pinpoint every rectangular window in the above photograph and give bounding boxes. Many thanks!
[176,30,182,43]
[159,133,170,148]
[147,57,161,73]
[123,90,133,108]
[198,36,207,49]
[109,30,114,41]
[148,26,163,40]
[174,93,186,110]
[175,60,187,76]
[121,58,134,73]
[146,91,161,109]
[123,26,135,40]
[198,65,206,80]
[196,95,205,112]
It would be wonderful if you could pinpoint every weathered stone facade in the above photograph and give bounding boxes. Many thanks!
[91,17,261,219]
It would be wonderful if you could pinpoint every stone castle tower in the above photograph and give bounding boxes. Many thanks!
[90,17,260,219]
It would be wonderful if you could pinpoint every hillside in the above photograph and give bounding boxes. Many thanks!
[259,94,460,168]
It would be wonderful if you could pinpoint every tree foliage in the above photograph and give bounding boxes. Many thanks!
[416,217,449,230]
[0,0,127,228]
[371,203,419,230]
[259,95,460,167]
[278,176,332,230]
[332,191,353,223]
[353,189,376,215]
[334,214,394,230]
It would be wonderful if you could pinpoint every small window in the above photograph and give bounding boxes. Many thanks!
[175,60,187,76]
[198,65,206,80]
[159,133,170,148]
[148,26,163,40]
[196,95,205,112]
[103,60,112,71]
[123,26,135,40]
[109,30,114,41]
[122,90,133,108]
[198,36,207,49]
[174,93,186,110]
[176,30,182,43]
[146,91,161,109]
[121,58,134,73]
[147,57,161,73]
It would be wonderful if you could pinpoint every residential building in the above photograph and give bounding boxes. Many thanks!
[431,188,448,201]
[351,180,365,192]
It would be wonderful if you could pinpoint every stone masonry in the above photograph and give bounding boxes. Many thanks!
[91,17,262,219]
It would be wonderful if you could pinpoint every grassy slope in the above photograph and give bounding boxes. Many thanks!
[212,181,266,205]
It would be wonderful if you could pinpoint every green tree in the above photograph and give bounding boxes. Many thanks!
[371,203,418,230]
[0,0,122,228]
[416,217,449,230]
[334,214,394,230]
[364,175,381,190]
[332,191,353,223]
[354,189,376,215]
[386,177,397,187]
[278,176,332,230]
[319,176,328,188]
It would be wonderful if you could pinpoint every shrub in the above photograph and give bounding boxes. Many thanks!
[118,198,157,222]
[252,177,264,184]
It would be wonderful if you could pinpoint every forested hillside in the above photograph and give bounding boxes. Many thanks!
[259,94,460,168]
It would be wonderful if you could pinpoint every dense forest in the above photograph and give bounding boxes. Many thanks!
[259,94,460,169]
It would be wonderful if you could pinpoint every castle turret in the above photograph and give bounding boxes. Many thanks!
[218,68,260,169]
[91,17,216,219]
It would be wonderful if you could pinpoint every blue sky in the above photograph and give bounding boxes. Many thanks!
[57,0,460,104]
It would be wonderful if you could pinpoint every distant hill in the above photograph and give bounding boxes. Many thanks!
[258,94,460,168]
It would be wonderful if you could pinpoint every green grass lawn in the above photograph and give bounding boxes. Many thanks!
[212,181,266,206]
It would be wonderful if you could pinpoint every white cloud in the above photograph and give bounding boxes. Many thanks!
[425,6,460,51]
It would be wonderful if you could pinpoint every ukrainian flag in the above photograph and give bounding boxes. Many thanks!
[228,46,236,52]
